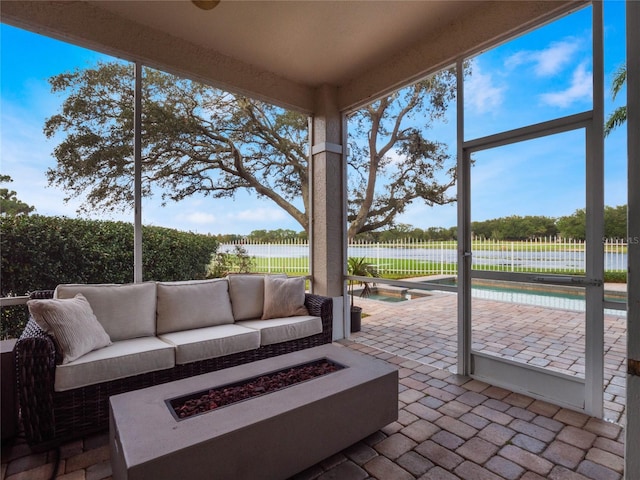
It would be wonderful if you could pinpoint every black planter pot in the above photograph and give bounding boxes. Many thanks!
[350,305,362,333]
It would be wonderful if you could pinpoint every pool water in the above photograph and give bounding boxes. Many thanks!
[369,281,626,316]
[469,286,621,315]
[366,293,408,303]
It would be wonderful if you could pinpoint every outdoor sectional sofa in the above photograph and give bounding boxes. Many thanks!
[15,274,333,450]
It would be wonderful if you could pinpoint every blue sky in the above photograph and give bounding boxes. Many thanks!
[1,2,627,235]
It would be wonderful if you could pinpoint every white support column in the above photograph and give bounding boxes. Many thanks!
[133,61,143,283]
[625,1,640,478]
[310,85,347,339]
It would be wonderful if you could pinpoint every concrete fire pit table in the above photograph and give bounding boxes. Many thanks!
[109,344,398,480]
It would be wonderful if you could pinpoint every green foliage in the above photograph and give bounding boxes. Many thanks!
[604,205,627,239]
[0,175,35,216]
[472,215,558,240]
[0,215,218,295]
[1,305,29,340]
[214,230,307,242]
[206,245,254,278]
[354,225,456,242]
[347,67,465,239]
[552,210,586,240]
[347,257,378,305]
[1,215,218,338]
[604,64,627,137]
[556,206,628,240]
[44,61,466,239]
[604,271,627,283]
[246,229,306,242]
[44,62,310,227]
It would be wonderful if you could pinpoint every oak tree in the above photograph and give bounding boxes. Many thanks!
[45,62,460,238]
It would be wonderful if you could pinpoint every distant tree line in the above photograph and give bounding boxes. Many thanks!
[218,206,628,242]
[1,171,627,243]
[471,207,626,241]
[216,229,308,243]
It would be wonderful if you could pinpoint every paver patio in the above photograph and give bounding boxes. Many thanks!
[1,294,627,479]
[351,290,627,425]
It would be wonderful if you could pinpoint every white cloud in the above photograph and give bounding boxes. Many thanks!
[385,150,406,166]
[186,212,216,224]
[465,63,504,113]
[505,39,581,77]
[535,40,581,76]
[539,62,592,107]
[234,207,288,222]
[396,202,457,229]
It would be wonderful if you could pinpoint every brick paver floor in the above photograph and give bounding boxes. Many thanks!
[351,291,627,424]
[1,342,625,480]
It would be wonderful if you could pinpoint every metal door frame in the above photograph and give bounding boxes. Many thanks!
[456,2,604,417]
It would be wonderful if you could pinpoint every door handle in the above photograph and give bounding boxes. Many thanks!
[532,276,603,287]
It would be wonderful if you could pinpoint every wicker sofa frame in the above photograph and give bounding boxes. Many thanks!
[15,290,333,450]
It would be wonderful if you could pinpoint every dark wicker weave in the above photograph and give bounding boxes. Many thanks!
[16,291,333,450]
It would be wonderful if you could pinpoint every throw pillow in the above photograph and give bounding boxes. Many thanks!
[262,276,309,320]
[227,274,266,320]
[27,293,112,364]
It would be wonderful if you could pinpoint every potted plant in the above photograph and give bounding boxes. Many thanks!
[347,257,378,332]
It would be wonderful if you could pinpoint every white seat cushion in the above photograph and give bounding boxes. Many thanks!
[158,324,261,364]
[236,316,322,346]
[156,279,234,334]
[54,337,175,391]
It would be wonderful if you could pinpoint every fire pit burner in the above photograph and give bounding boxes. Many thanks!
[168,358,344,420]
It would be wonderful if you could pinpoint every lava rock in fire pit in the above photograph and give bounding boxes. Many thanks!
[171,359,343,419]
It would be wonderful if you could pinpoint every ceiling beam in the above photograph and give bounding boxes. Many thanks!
[1,0,316,113]
[2,0,584,114]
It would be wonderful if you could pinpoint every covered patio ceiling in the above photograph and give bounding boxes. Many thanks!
[1,0,582,113]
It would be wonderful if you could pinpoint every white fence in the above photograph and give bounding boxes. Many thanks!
[219,237,628,276]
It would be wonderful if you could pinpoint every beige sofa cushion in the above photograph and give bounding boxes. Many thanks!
[54,337,175,391]
[236,316,322,346]
[228,274,287,320]
[27,294,112,364]
[156,279,234,335]
[55,283,157,341]
[159,324,260,364]
[262,276,309,319]
[227,274,265,320]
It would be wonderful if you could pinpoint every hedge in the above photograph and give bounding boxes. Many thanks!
[1,215,219,338]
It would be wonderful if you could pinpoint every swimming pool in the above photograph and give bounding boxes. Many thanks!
[366,293,408,303]
[369,279,626,316]
[469,285,624,315]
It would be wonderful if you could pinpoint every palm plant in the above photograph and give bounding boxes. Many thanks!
[347,257,378,310]
[605,63,627,137]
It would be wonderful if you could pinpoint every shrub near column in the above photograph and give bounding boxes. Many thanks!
[347,257,377,333]
[0,215,219,338]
